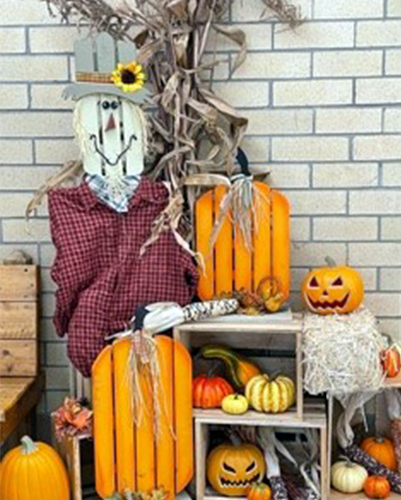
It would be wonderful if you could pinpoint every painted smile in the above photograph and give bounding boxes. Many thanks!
[307,292,350,310]
[219,473,261,488]
[89,133,137,166]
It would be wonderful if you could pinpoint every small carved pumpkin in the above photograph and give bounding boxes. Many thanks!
[193,375,234,409]
[361,437,397,471]
[364,476,391,499]
[207,443,266,497]
[301,258,364,315]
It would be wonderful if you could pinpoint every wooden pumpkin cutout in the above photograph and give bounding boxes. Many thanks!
[195,182,290,301]
[92,336,193,499]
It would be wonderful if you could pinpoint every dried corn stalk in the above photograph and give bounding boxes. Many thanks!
[258,429,289,500]
[44,0,303,188]
[386,389,401,475]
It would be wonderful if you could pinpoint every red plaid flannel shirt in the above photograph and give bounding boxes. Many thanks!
[48,178,198,376]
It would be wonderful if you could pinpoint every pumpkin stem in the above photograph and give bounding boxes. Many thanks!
[20,435,37,455]
[325,256,337,267]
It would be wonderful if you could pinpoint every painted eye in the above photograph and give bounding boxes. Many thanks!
[332,277,344,287]
[102,101,110,110]
[111,100,119,110]
[245,461,256,473]
[222,463,236,473]
[309,276,319,288]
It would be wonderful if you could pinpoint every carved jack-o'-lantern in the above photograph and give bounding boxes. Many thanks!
[206,443,266,497]
[301,258,364,315]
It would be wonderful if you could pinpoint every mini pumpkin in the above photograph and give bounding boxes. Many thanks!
[247,482,272,500]
[207,443,266,497]
[331,460,368,493]
[245,374,295,413]
[193,375,234,409]
[221,394,249,415]
[301,258,364,315]
[364,476,391,499]
[382,347,401,378]
[361,437,397,471]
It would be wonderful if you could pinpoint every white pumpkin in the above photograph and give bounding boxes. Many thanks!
[331,460,368,493]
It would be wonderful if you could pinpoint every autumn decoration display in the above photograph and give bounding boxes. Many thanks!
[201,344,262,391]
[0,436,70,500]
[193,375,235,409]
[382,346,401,378]
[245,374,295,414]
[246,482,272,500]
[361,437,397,471]
[301,258,364,315]
[221,394,249,415]
[53,397,93,440]
[207,442,266,496]
[364,476,391,499]
[331,460,368,493]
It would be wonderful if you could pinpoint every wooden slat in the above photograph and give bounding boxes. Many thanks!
[196,191,215,299]
[0,340,37,376]
[234,225,252,292]
[214,186,233,296]
[271,191,290,301]
[0,302,37,339]
[0,373,45,442]
[253,182,272,292]
[0,265,38,301]
[95,32,116,73]
[113,339,136,494]
[330,491,401,499]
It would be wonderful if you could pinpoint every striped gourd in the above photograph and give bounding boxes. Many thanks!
[245,374,295,413]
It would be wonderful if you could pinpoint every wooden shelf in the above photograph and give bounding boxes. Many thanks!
[194,403,326,429]
[330,490,401,499]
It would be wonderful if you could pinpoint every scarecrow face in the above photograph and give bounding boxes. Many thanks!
[207,444,266,497]
[302,266,364,315]
[75,93,145,179]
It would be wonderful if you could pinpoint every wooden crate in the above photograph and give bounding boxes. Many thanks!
[174,314,304,419]
[0,265,39,377]
[194,401,329,500]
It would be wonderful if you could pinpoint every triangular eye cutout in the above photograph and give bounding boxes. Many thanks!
[332,277,344,287]
[309,276,319,288]
[223,462,236,473]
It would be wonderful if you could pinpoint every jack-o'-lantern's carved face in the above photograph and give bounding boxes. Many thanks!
[301,265,364,315]
[207,444,266,496]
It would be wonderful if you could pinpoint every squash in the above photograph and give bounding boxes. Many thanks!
[221,394,249,415]
[361,437,397,471]
[0,435,70,500]
[201,344,262,391]
[382,347,401,378]
[301,259,364,315]
[247,482,272,500]
[331,460,368,493]
[207,443,266,497]
[245,374,295,413]
[92,336,193,499]
[193,375,234,409]
[195,183,290,301]
[364,476,391,499]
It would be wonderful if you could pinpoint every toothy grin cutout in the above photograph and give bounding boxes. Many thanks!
[219,473,261,488]
[307,292,350,310]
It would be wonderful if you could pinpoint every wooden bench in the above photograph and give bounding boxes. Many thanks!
[0,263,44,446]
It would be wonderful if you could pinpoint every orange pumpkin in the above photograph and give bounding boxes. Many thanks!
[364,476,391,499]
[195,183,290,301]
[361,437,397,471]
[382,347,401,378]
[247,482,272,500]
[193,375,234,408]
[301,259,364,315]
[0,436,70,500]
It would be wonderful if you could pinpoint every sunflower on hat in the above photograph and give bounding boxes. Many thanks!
[111,61,146,93]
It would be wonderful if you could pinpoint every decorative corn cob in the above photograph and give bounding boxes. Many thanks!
[391,419,401,475]
[270,477,289,500]
[283,474,319,500]
[344,444,401,493]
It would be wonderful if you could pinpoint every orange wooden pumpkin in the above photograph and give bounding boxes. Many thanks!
[193,375,234,408]
[195,182,290,301]
[0,436,70,500]
[361,437,397,471]
[92,336,192,499]
[301,259,364,315]
[364,476,391,499]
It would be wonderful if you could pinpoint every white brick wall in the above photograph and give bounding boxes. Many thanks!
[1,0,400,427]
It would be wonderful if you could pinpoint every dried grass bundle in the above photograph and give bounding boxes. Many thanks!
[303,308,386,397]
